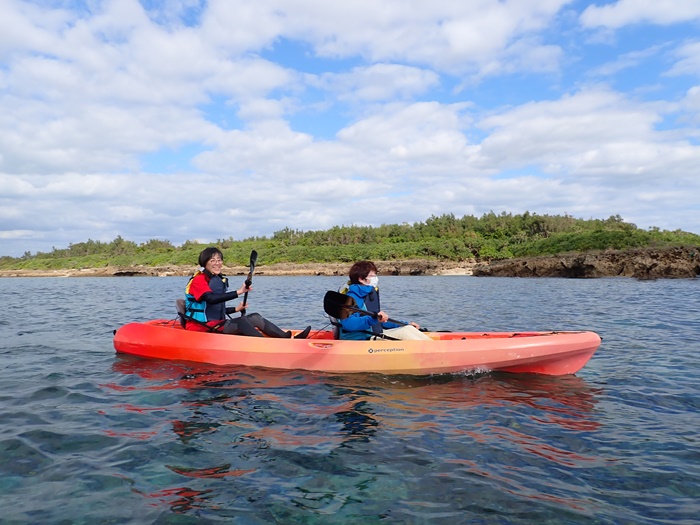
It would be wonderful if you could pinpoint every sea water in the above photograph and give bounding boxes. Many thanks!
[0,275,699,524]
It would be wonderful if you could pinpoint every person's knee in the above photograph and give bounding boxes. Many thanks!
[223,320,239,334]
[245,313,264,328]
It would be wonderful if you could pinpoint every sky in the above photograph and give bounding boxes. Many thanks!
[2,0,700,257]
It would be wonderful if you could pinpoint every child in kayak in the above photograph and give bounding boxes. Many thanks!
[339,260,431,341]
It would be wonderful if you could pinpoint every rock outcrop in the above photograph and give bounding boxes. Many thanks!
[472,246,700,280]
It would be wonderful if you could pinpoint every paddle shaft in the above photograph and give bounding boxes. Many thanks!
[341,303,408,326]
[324,291,409,326]
[241,250,257,316]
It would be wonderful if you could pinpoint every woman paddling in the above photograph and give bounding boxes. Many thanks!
[183,247,311,339]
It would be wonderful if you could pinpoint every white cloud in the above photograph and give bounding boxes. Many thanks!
[680,85,700,126]
[338,102,475,170]
[476,88,700,182]
[283,0,570,76]
[590,44,668,77]
[581,0,700,28]
[0,0,69,59]
[199,0,287,53]
[317,64,440,102]
[667,41,700,77]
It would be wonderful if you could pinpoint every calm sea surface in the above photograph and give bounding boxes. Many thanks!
[1,275,699,524]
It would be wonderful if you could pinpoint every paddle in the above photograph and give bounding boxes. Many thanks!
[241,250,257,316]
[323,290,408,326]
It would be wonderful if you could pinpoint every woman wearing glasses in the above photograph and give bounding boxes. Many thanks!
[183,247,311,339]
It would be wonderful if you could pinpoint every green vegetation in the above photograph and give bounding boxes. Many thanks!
[2,212,699,271]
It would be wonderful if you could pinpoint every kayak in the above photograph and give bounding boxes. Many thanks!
[113,320,601,376]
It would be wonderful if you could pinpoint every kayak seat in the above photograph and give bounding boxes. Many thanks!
[329,316,342,339]
[175,298,227,332]
[175,298,187,328]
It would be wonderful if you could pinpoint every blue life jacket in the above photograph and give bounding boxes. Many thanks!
[338,283,385,340]
[358,286,382,336]
[184,271,230,323]
[184,271,207,323]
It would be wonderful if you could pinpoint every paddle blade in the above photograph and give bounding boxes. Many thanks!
[244,250,258,287]
[323,290,357,320]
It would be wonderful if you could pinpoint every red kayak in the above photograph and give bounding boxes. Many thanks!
[113,320,601,376]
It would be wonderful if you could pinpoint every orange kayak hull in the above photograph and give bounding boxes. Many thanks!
[113,320,601,376]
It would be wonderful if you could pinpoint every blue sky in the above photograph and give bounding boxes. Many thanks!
[1,0,700,257]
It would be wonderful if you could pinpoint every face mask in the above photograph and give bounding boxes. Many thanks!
[367,276,379,288]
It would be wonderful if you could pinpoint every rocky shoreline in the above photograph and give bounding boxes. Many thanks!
[0,259,477,279]
[472,246,700,280]
[1,247,698,279]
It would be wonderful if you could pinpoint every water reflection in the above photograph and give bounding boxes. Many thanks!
[333,396,379,444]
[140,486,214,514]
[110,356,602,445]
[108,357,604,518]
[106,356,600,436]
[166,464,255,479]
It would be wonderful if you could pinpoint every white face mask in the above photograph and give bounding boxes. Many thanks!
[367,276,379,288]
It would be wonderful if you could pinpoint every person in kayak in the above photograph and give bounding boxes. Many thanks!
[338,260,431,341]
[184,247,311,339]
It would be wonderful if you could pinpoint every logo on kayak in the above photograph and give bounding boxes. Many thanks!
[368,347,405,354]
